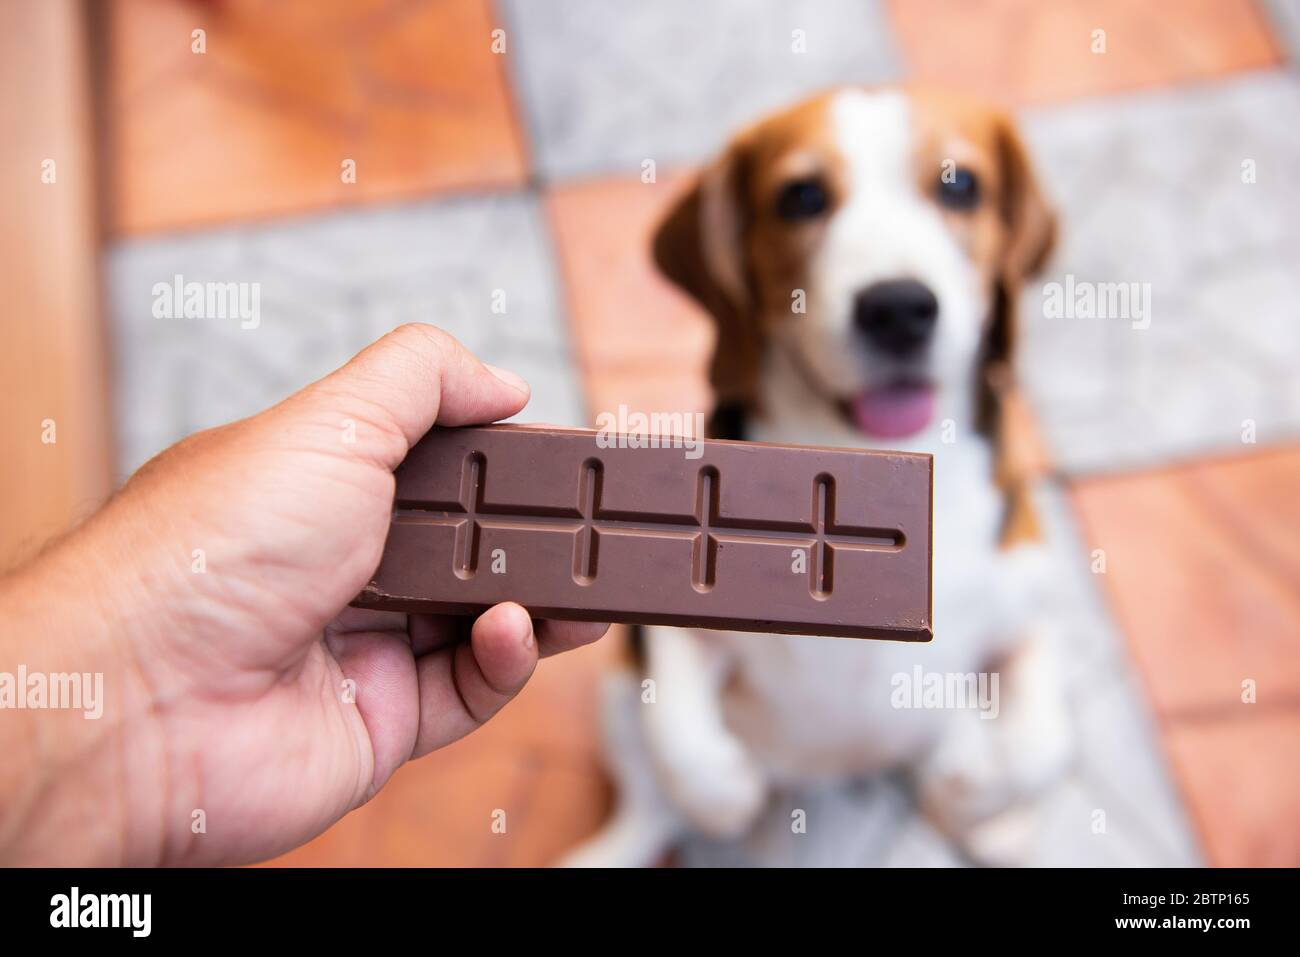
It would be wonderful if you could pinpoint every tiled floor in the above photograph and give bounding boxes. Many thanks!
[502,0,900,179]
[104,0,527,233]
[1164,712,1300,867]
[97,0,1300,867]
[1020,71,1300,474]
[1073,448,1300,718]
[108,191,584,479]
[266,635,618,867]
[1072,446,1300,866]
[1265,0,1300,62]
[544,172,714,421]
[886,0,1281,105]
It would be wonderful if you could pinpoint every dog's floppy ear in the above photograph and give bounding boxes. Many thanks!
[997,117,1057,287]
[980,112,1057,548]
[653,143,762,411]
[979,112,1056,413]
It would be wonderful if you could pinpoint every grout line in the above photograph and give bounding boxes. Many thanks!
[1162,695,1300,726]
[1257,0,1300,65]
[487,0,540,186]
[1059,479,1220,864]
[1058,439,1300,489]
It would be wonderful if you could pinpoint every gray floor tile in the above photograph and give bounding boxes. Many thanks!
[1033,482,1130,695]
[1262,0,1300,65]
[1019,70,1300,475]
[502,0,901,180]
[881,814,968,868]
[107,194,584,480]
[1022,777,1171,867]
[1071,672,1204,866]
[678,775,913,867]
[1027,483,1200,865]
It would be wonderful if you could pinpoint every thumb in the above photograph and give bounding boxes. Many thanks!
[295,324,530,470]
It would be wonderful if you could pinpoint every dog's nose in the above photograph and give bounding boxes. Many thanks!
[853,280,939,356]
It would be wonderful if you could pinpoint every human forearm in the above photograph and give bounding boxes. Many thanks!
[0,500,176,865]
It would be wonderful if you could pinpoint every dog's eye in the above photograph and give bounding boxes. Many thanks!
[775,178,829,221]
[937,167,980,210]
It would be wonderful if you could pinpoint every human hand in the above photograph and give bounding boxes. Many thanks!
[0,324,607,865]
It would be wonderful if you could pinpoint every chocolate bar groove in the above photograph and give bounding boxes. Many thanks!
[394,455,903,597]
[692,466,718,592]
[365,425,932,640]
[574,459,601,585]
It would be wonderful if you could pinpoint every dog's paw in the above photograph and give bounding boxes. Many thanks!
[915,630,1074,838]
[914,716,1013,831]
[660,741,769,839]
[956,801,1043,867]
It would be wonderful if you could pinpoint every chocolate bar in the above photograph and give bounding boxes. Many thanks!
[353,425,932,641]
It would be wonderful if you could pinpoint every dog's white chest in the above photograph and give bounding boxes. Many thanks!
[717,417,1037,776]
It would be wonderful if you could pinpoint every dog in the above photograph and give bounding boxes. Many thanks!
[562,84,1071,866]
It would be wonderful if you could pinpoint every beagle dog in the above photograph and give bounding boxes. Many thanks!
[563,85,1071,866]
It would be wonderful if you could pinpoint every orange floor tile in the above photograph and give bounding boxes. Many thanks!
[1164,712,1300,866]
[1071,445,1300,866]
[545,173,714,425]
[104,0,528,234]
[266,630,618,867]
[886,0,1281,106]
[1071,447,1300,719]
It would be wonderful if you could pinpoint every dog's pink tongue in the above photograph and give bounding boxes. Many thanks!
[850,384,935,439]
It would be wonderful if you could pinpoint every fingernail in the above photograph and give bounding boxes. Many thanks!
[522,619,535,650]
[485,363,529,396]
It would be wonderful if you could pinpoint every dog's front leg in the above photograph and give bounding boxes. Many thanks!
[641,626,769,839]
[914,625,1073,863]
